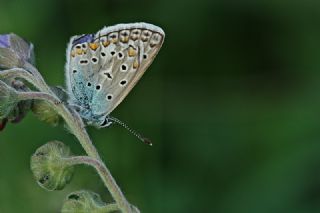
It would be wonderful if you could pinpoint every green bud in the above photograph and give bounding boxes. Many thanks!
[61,190,109,213]
[0,79,33,130]
[0,33,35,70]
[0,34,36,129]
[32,100,60,126]
[6,79,32,123]
[0,80,19,120]
[30,141,74,191]
[31,86,66,126]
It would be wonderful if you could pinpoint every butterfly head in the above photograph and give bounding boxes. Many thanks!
[99,115,113,128]
[73,105,111,128]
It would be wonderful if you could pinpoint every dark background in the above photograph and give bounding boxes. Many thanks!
[2,0,320,212]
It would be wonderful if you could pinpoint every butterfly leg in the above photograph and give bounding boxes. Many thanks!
[54,100,62,105]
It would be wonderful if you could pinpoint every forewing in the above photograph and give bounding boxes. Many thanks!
[65,34,97,109]
[90,23,165,116]
[65,23,165,117]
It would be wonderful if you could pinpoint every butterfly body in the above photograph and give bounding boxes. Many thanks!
[65,23,165,128]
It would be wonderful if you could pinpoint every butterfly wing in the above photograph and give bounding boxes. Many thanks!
[65,23,165,122]
[65,34,96,110]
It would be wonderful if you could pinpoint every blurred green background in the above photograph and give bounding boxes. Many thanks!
[2,0,320,212]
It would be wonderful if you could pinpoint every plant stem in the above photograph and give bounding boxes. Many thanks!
[23,62,52,92]
[65,156,132,212]
[17,91,61,104]
[103,203,120,212]
[0,68,36,87]
[59,108,132,213]
[12,65,134,213]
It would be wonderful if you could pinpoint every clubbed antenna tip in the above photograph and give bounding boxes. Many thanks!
[108,116,153,146]
[142,137,152,146]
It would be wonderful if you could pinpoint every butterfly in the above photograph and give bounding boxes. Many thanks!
[65,23,165,144]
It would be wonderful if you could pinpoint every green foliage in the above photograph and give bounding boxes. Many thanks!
[30,141,74,191]
[0,80,19,120]
[0,33,34,70]
[31,100,61,126]
[2,0,320,213]
[61,190,110,213]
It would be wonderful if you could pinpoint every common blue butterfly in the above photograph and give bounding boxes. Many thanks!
[65,23,165,143]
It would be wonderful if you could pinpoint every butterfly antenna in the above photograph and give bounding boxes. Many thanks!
[108,116,152,146]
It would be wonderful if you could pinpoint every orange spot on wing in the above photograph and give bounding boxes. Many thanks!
[128,47,137,57]
[76,49,83,55]
[89,43,99,50]
[133,59,139,69]
[120,37,129,43]
[103,40,110,47]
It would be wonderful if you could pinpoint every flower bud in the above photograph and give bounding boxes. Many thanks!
[31,86,66,126]
[0,34,35,70]
[0,79,33,131]
[0,80,19,120]
[61,190,108,213]
[31,100,60,126]
[0,33,35,130]
[6,79,32,123]
[30,141,74,191]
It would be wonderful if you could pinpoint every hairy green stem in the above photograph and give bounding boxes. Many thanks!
[23,62,52,92]
[17,91,61,104]
[65,156,132,212]
[103,203,120,212]
[0,68,36,86]
[11,65,134,213]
